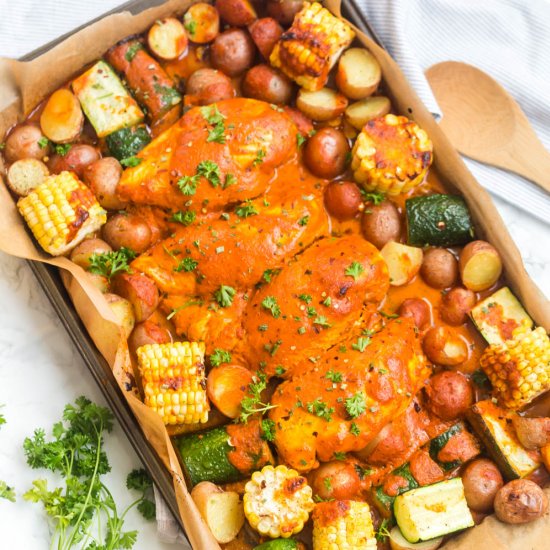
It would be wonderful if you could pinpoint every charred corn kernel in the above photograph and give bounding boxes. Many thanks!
[244,465,314,539]
[312,500,377,550]
[480,326,550,410]
[270,2,354,91]
[136,341,209,425]
[351,114,433,195]
[17,171,106,256]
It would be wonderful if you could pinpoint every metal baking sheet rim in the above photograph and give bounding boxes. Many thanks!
[19,0,378,540]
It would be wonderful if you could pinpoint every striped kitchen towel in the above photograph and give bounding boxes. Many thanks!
[356,0,550,223]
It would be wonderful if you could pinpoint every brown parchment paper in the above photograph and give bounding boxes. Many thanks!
[0,0,548,548]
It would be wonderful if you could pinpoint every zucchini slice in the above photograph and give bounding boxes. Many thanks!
[389,526,443,550]
[105,125,151,161]
[72,60,144,138]
[175,426,242,486]
[470,286,533,345]
[467,400,540,480]
[394,478,474,543]
[406,194,475,247]
[373,463,419,514]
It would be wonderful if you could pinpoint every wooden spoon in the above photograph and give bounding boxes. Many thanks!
[425,61,550,194]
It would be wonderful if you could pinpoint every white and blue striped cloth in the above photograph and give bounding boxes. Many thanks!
[357,0,550,223]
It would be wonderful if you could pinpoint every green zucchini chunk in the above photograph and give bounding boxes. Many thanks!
[394,478,474,543]
[72,60,144,138]
[106,125,151,161]
[174,426,242,486]
[467,400,540,480]
[406,194,474,247]
[470,286,533,345]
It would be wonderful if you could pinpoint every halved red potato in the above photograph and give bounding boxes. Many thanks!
[128,319,172,356]
[147,17,188,60]
[422,326,469,366]
[105,293,135,338]
[4,124,50,163]
[48,144,100,178]
[40,89,84,143]
[248,17,283,59]
[336,48,382,100]
[345,96,391,130]
[70,238,113,269]
[207,364,254,419]
[215,0,257,26]
[380,241,423,286]
[185,68,236,106]
[459,240,503,291]
[296,88,348,121]
[241,64,293,105]
[83,157,125,211]
[6,158,49,196]
[183,2,220,44]
[111,272,160,322]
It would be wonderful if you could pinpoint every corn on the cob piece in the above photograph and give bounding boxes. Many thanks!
[244,465,314,539]
[480,326,550,410]
[351,114,433,195]
[270,2,354,91]
[136,341,209,425]
[312,500,377,550]
[17,171,106,256]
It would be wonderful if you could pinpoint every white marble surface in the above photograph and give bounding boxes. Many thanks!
[0,2,549,550]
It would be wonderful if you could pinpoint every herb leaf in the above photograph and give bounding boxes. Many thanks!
[214,285,236,307]
[177,175,199,195]
[239,373,277,423]
[260,419,276,442]
[261,296,281,318]
[120,156,142,167]
[174,257,198,272]
[345,392,366,419]
[345,261,365,281]
[171,210,196,226]
[197,160,221,187]
[235,201,259,218]
[88,247,136,280]
[209,348,232,367]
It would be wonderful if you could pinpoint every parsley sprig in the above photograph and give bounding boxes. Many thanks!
[0,405,15,502]
[239,373,277,423]
[201,104,227,144]
[214,285,236,307]
[345,392,366,419]
[23,397,154,550]
[345,261,365,281]
[88,247,136,281]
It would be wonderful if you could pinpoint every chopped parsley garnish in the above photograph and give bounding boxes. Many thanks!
[350,422,361,436]
[306,306,317,318]
[298,294,312,304]
[345,392,366,419]
[351,336,371,352]
[184,19,197,36]
[88,247,136,280]
[177,174,199,195]
[306,398,334,422]
[258,324,268,332]
[325,370,343,383]
[125,42,143,62]
[313,315,331,328]
[252,149,266,167]
[214,285,236,307]
[296,133,307,147]
[264,340,282,356]
[197,160,221,187]
[120,155,142,167]
[240,372,276,423]
[275,365,286,376]
[171,210,196,226]
[333,451,347,460]
[298,215,309,226]
[361,191,386,205]
[235,201,258,218]
[376,518,391,542]
[209,348,232,367]
[201,104,227,144]
[263,269,280,283]
[224,173,236,188]
[322,297,332,307]
[37,137,49,149]
[54,143,72,156]
[380,310,399,319]
[261,296,281,318]
[345,261,365,280]
[174,257,198,272]
[153,83,181,107]
[323,477,332,492]
[297,326,306,335]
[260,419,276,442]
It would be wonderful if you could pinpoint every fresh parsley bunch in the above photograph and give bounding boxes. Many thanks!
[23,397,155,550]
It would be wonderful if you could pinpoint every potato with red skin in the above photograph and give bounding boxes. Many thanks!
[459,240,503,292]
[324,181,362,221]
[267,0,304,25]
[128,319,172,356]
[494,479,548,524]
[215,0,257,26]
[102,213,152,253]
[242,65,293,105]
[421,248,458,289]
[112,272,160,322]
[185,68,236,106]
[248,17,283,59]
[462,458,504,513]
[399,298,430,330]
[83,157,125,211]
[183,3,220,44]
[303,127,350,179]
[4,124,50,163]
[283,106,313,136]
[70,238,113,269]
[422,326,469,366]
[210,29,255,77]
[424,370,473,420]
[361,201,401,250]
[105,293,135,338]
[84,272,110,293]
[511,416,550,450]
[309,461,363,501]
[48,144,100,178]
[440,287,476,326]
